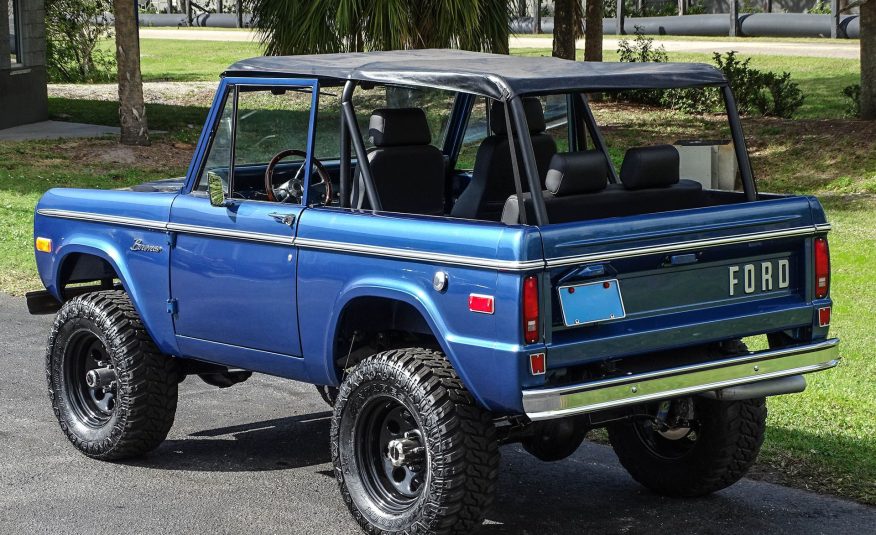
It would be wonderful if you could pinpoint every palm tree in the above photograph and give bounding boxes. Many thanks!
[251,0,513,56]
[113,0,149,146]
[862,0,875,119]
[552,0,583,60]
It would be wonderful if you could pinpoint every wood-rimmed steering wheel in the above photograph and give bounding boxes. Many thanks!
[264,149,333,204]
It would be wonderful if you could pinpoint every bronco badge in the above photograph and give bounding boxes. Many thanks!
[130,239,163,253]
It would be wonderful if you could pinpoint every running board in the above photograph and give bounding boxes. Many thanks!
[522,339,840,421]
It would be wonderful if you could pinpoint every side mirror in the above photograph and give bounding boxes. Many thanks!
[207,171,227,207]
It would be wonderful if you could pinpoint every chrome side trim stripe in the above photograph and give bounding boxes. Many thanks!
[815,223,832,233]
[37,209,167,231]
[545,226,824,268]
[166,223,296,246]
[37,209,830,272]
[294,237,545,271]
[522,339,840,421]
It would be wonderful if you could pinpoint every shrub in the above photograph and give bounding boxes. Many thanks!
[807,1,833,14]
[613,34,805,118]
[843,84,861,118]
[613,27,669,106]
[761,71,805,119]
[46,0,116,83]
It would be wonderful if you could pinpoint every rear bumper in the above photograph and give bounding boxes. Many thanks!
[522,338,840,421]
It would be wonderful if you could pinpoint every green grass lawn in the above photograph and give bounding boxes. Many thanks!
[127,39,860,120]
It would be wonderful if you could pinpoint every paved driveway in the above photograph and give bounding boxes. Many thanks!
[1,293,874,534]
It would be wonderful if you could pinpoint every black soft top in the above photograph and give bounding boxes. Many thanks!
[224,49,727,101]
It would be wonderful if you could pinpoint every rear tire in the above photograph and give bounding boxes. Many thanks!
[46,290,179,460]
[331,348,499,534]
[608,397,766,497]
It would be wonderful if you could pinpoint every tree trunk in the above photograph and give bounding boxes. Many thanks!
[553,0,577,60]
[584,0,603,62]
[113,0,150,146]
[862,0,876,119]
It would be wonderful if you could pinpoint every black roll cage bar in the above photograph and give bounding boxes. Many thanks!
[338,80,757,225]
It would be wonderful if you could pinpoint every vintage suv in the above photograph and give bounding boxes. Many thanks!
[29,51,839,534]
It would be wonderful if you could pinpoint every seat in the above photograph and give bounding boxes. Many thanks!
[451,98,557,221]
[500,150,609,225]
[500,146,707,225]
[358,107,445,216]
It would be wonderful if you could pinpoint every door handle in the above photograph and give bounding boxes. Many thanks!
[268,212,296,226]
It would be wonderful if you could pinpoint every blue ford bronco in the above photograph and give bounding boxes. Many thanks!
[29,51,839,534]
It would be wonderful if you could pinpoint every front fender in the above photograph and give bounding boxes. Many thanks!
[42,233,178,356]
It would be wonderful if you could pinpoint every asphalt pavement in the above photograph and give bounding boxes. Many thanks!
[1,292,874,534]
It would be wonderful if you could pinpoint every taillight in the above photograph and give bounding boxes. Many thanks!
[523,276,540,344]
[814,237,830,299]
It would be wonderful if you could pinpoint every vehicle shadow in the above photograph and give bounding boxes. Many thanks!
[124,411,333,472]
[120,407,875,533]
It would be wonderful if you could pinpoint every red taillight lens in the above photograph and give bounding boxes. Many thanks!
[814,237,830,299]
[523,276,540,344]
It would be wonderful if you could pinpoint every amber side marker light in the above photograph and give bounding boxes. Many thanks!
[35,237,52,253]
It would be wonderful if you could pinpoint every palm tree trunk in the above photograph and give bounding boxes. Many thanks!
[553,0,577,60]
[584,0,603,62]
[862,0,876,120]
[113,0,150,146]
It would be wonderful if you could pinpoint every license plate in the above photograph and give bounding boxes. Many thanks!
[557,279,626,327]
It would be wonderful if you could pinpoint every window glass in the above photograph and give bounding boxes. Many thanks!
[9,0,20,64]
[234,86,313,167]
[195,90,233,192]
[313,85,455,160]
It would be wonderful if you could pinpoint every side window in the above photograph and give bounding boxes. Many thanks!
[232,86,314,201]
[196,91,233,192]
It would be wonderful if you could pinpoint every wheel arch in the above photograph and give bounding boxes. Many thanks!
[49,240,179,356]
[321,282,490,410]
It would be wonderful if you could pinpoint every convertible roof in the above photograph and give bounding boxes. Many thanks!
[225,49,727,101]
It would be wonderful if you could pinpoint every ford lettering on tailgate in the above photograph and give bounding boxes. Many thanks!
[729,259,790,296]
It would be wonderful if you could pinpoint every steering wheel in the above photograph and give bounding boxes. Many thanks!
[264,149,333,204]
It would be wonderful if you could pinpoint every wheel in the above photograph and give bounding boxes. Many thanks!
[46,290,179,460]
[607,396,767,497]
[522,417,587,462]
[331,348,499,534]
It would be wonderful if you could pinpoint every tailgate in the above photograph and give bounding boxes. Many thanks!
[539,196,828,369]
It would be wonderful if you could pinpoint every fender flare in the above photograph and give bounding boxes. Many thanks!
[50,239,180,356]
[318,278,492,410]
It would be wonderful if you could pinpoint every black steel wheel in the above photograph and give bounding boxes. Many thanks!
[47,290,179,460]
[332,348,499,535]
[608,396,767,497]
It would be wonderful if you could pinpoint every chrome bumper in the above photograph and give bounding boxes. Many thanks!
[522,339,840,421]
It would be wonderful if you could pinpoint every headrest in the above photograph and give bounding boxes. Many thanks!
[545,151,608,196]
[368,108,432,147]
[619,145,680,190]
[490,97,546,136]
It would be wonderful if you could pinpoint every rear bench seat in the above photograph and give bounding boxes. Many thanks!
[500,145,705,225]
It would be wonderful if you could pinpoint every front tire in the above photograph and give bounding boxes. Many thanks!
[608,397,766,497]
[46,290,179,460]
[331,348,499,534]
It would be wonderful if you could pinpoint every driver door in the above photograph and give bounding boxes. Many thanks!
[168,79,318,366]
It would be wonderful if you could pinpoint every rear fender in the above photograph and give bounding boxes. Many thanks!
[316,278,497,411]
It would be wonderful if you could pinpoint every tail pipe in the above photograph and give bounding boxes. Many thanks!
[700,374,806,401]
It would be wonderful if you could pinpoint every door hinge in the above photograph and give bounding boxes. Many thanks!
[166,299,178,315]
[166,232,176,247]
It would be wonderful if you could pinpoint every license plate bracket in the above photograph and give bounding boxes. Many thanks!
[557,279,626,327]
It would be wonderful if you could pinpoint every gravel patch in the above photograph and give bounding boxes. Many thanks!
[48,81,217,107]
